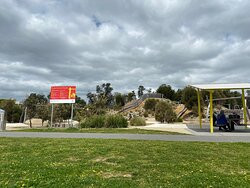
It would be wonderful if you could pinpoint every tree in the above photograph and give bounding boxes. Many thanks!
[155,101,176,123]
[24,93,48,127]
[225,91,241,108]
[75,95,86,108]
[96,83,114,106]
[201,90,242,109]
[181,87,201,110]
[36,94,48,104]
[24,93,38,127]
[36,94,49,126]
[175,89,183,102]
[156,84,175,100]
[127,91,136,102]
[114,93,126,107]
[0,99,22,123]
[87,92,96,104]
[138,85,145,98]
[51,104,72,126]
[84,83,115,118]
[37,105,49,126]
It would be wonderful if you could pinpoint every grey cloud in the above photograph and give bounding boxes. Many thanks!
[1,0,250,100]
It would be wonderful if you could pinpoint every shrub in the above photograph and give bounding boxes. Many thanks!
[155,101,177,123]
[80,115,106,128]
[130,117,146,126]
[151,111,155,116]
[80,114,128,128]
[143,111,148,117]
[176,117,183,122]
[105,115,128,128]
[144,99,158,111]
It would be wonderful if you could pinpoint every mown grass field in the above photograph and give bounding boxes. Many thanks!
[14,127,183,135]
[0,138,249,187]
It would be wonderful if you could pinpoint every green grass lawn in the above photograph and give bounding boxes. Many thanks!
[14,127,183,135]
[0,138,249,187]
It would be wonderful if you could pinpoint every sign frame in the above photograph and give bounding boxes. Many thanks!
[49,86,76,127]
[50,86,76,104]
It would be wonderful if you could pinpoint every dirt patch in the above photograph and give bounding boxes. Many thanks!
[93,157,109,163]
[66,157,80,162]
[92,157,117,166]
[101,172,132,179]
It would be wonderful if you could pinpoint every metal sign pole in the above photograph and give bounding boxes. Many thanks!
[71,103,74,127]
[51,104,54,127]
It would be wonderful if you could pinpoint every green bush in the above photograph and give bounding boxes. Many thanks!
[105,115,128,128]
[144,99,158,111]
[143,111,148,117]
[130,117,146,126]
[80,115,106,128]
[155,101,177,123]
[80,114,128,128]
[150,110,155,116]
[176,117,183,122]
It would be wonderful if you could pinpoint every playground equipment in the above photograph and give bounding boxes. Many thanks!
[206,99,250,121]
[119,93,163,113]
[191,83,250,133]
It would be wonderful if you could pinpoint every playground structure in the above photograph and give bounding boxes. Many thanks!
[119,93,188,118]
[119,93,163,113]
[191,83,250,133]
[205,96,250,122]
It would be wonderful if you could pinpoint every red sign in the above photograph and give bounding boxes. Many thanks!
[50,86,76,103]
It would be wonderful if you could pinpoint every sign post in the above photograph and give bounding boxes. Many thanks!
[50,86,76,127]
[71,103,74,127]
[50,104,54,127]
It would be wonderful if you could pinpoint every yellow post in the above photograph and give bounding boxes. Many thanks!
[241,89,247,127]
[197,89,202,128]
[209,90,214,133]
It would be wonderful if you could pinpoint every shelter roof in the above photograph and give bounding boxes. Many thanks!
[190,83,250,90]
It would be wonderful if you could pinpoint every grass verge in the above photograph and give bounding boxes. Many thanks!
[13,127,183,135]
[0,138,249,187]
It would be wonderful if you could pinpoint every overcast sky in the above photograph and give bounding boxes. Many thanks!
[1,0,250,100]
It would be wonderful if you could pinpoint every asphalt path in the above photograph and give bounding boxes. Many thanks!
[0,132,250,142]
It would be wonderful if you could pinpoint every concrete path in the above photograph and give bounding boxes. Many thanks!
[0,132,250,142]
[134,123,192,134]
[141,118,192,134]
[6,123,29,131]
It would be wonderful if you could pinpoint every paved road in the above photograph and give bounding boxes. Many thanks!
[0,132,250,142]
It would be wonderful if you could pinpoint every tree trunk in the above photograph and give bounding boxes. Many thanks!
[29,119,32,128]
[42,120,44,127]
